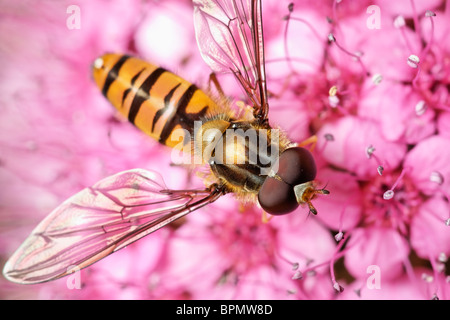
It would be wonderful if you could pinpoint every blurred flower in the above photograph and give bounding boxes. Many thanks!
[1,0,449,300]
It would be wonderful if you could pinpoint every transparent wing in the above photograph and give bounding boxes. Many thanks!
[3,169,223,284]
[193,0,269,122]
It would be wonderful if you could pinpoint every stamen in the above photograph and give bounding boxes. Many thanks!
[366,145,388,175]
[329,33,369,76]
[292,270,303,280]
[410,0,422,40]
[318,133,334,155]
[330,232,347,293]
[383,166,410,200]
[395,15,414,53]
[283,9,323,73]
[421,11,436,62]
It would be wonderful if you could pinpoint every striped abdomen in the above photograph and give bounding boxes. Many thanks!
[92,54,219,149]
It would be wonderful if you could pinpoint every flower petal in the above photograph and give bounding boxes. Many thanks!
[344,227,409,281]
[410,196,450,260]
[317,116,407,177]
[314,168,362,231]
[404,135,450,195]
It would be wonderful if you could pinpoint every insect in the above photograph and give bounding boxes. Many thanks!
[3,0,328,284]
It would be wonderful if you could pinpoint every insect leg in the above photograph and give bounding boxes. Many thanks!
[207,72,226,100]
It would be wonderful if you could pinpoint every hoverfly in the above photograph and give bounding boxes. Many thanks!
[3,0,328,284]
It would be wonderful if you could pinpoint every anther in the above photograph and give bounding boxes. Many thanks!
[334,231,343,242]
[377,166,384,176]
[306,270,316,276]
[383,190,395,200]
[292,270,303,280]
[328,33,336,42]
[445,218,450,227]
[366,145,376,159]
[324,133,334,141]
[371,73,383,85]
[421,273,433,283]
[333,281,344,293]
[429,171,444,185]
[394,15,406,28]
[288,3,294,12]
[425,10,436,17]
[438,252,448,263]
[329,86,338,96]
[415,100,427,116]
[407,54,420,68]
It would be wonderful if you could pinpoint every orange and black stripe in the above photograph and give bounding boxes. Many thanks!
[92,53,219,149]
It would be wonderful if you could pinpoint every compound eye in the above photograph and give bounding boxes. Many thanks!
[275,147,316,186]
[258,176,299,215]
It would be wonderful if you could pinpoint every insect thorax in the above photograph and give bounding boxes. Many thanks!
[194,118,282,194]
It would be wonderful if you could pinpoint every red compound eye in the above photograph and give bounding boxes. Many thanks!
[257,147,317,215]
[258,176,298,215]
[275,147,317,186]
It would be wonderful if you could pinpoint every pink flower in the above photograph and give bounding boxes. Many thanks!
[305,0,449,299]
[1,0,449,301]
[151,200,337,299]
